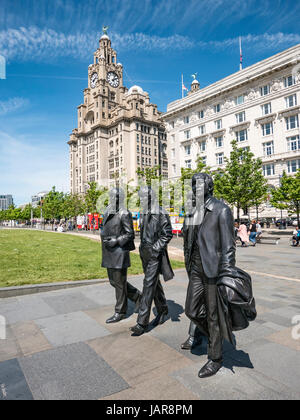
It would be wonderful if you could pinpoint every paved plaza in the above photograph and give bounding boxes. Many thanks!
[0,235,300,400]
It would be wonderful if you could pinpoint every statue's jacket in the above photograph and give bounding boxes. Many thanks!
[139,207,174,282]
[183,196,256,344]
[100,207,135,269]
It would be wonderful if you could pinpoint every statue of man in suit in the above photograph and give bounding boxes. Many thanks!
[130,186,174,336]
[181,189,202,351]
[184,173,236,378]
[101,187,141,324]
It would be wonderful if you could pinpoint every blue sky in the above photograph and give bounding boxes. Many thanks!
[1,0,300,205]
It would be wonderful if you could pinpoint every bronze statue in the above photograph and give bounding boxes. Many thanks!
[181,190,202,351]
[101,187,141,323]
[184,173,256,378]
[130,186,174,336]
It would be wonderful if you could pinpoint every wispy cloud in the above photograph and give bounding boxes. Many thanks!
[0,27,196,62]
[205,33,300,51]
[1,26,299,64]
[0,97,29,115]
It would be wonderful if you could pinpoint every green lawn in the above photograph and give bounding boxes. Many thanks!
[0,230,184,288]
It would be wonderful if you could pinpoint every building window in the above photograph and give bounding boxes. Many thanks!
[263,164,275,176]
[262,103,272,115]
[137,134,139,142]
[286,115,299,130]
[235,95,244,105]
[172,164,176,174]
[260,85,270,96]
[287,135,300,151]
[184,115,190,124]
[216,153,224,165]
[137,145,140,152]
[284,75,296,88]
[184,145,191,155]
[236,111,246,123]
[263,141,274,156]
[215,136,223,148]
[198,110,204,119]
[201,156,207,166]
[215,119,222,130]
[236,129,248,142]
[198,124,205,135]
[184,130,191,140]
[199,140,206,152]
[170,121,174,129]
[287,159,300,173]
[285,94,297,108]
[262,122,273,136]
[214,104,221,113]
[185,160,192,169]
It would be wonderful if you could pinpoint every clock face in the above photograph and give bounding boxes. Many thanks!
[107,71,119,88]
[90,72,98,88]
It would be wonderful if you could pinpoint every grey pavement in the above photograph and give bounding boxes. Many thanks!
[0,237,300,400]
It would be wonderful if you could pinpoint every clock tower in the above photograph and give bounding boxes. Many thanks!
[68,29,168,194]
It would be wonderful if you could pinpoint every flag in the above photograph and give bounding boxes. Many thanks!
[181,74,188,98]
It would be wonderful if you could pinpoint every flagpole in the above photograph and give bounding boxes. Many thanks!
[239,36,243,71]
[182,74,183,99]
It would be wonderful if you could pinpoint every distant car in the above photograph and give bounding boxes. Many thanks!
[275,219,287,227]
[292,219,299,227]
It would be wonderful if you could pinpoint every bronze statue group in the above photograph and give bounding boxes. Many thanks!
[100,173,256,379]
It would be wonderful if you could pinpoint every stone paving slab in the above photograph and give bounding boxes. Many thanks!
[88,331,194,387]
[34,311,111,347]
[171,361,300,400]
[18,342,129,400]
[10,321,52,356]
[43,291,99,314]
[0,358,34,400]
[1,295,56,324]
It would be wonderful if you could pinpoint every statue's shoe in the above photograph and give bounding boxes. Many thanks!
[130,323,147,336]
[181,336,202,350]
[106,313,126,324]
[198,360,222,378]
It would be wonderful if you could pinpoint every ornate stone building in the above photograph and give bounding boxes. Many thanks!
[164,43,300,218]
[68,31,168,193]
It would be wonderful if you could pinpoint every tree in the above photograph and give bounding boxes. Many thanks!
[84,181,102,214]
[270,169,300,226]
[213,141,268,221]
[62,193,85,220]
[42,187,65,227]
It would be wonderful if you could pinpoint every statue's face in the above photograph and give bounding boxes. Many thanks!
[109,189,118,203]
[139,189,151,210]
[185,192,194,213]
[192,175,205,201]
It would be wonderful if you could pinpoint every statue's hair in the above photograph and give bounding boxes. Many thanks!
[192,173,214,194]
[138,185,157,199]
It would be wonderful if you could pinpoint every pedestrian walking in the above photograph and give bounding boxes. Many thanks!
[292,227,300,247]
[238,222,249,247]
[249,220,257,246]
[256,221,262,240]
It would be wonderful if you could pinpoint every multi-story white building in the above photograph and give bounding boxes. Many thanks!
[0,194,13,210]
[163,44,300,218]
[68,30,168,193]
